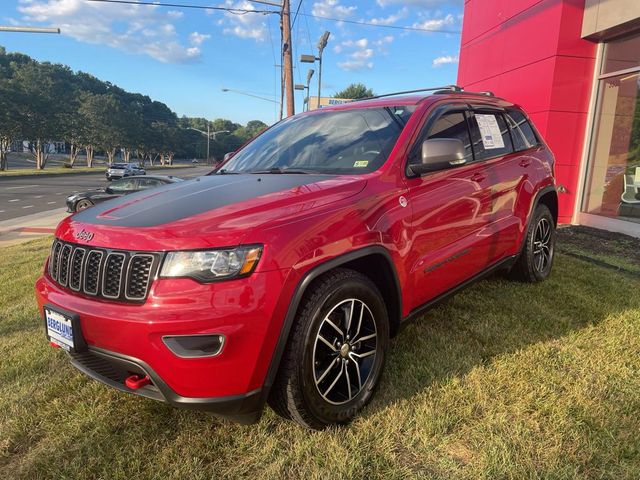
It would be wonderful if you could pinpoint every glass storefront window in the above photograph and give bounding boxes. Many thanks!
[601,34,640,75]
[583,34,640,224]
[583,67,640,223]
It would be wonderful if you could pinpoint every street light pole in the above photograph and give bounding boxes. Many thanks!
[300,32,330,111]
[316,31,330,110]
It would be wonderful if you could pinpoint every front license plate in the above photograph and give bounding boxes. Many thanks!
[45,307,76,351]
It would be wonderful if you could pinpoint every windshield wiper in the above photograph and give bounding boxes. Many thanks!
[215,169,240,175]
[251,167,310,175]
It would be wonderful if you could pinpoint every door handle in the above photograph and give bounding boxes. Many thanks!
[519,158,532,167]
[471,173,486,183]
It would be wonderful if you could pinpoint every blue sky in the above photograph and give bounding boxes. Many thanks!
[2,0,463,124]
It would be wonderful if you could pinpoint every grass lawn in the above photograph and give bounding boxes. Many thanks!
[1,237,639,479]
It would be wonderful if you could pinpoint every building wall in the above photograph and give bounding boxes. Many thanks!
[582,0,640,39]
[457,0,597,223]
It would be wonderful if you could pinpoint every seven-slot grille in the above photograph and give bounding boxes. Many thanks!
[48,239,159,302]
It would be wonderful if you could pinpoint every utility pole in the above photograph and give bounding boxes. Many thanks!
[281,0,295,117]
[207,123,210,164]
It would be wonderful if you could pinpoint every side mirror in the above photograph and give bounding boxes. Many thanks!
[409,138,467,176]
[223,151,236,162]
[105,187,113,194]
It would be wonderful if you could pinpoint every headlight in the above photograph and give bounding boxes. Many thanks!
[160,246,262,282]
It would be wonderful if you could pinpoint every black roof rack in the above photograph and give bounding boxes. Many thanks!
[359,85,497,102]
[363,85,463,100]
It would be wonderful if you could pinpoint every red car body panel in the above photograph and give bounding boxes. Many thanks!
[36,93,556,420]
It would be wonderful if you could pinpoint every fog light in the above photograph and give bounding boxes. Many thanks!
[162,334,225,358]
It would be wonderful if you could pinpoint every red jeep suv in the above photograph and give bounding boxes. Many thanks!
[37,87,558,429]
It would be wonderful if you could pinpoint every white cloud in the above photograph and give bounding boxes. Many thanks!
[17,0,199,63]
[312,0,357,19]
[338,60,374,71]
[376,0,462,7]
[412,13,455,31]
[432,54,459,67]
[336,37,374,71]
[189,31,211,46]
[220,1,269,42]
[368,7,408,26]
[372,35,394,47]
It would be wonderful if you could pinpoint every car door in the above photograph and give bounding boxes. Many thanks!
[466,107,524,266]
[404,106,495,308]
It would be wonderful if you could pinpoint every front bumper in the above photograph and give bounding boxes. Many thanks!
[36,267,291,421]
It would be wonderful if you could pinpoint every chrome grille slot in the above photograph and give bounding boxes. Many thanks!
[46,239,159,303]
[102,253,126,299]
[50,241,62,280]
[69,248,86,291]
[126,255,155,300]
[57,244,73,286]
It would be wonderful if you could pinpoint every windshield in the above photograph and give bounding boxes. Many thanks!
[221,106,415,175]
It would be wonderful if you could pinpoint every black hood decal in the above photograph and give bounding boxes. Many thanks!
[72,174,333,227]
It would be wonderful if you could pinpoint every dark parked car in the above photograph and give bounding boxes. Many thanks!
[106,163,146,181]
[66,176,183,212]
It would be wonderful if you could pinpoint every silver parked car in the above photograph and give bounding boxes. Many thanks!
[106,163,146,181]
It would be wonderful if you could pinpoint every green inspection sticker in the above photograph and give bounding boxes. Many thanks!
[353,160,369,168]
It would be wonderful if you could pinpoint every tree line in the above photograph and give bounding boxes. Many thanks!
[0,46,268,171]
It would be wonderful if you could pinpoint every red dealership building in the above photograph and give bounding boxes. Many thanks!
[457,0,640,237]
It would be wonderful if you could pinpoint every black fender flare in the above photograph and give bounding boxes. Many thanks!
[257,245,402,410]
[518,185,557,254]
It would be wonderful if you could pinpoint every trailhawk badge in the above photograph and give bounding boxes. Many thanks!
[75,229,94,242]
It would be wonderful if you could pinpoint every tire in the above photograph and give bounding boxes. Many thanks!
[268,268,389,429]
[75,199,94,212]
[509,204,556,282]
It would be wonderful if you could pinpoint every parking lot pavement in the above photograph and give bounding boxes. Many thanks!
[0,207,68,247]
[0,166,211,222]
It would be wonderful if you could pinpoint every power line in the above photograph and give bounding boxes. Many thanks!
[86,0,276,15]
[297,12,462,34]
[86,0,461,34]
[291,0,303,29]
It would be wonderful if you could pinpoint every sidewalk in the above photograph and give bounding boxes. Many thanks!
[0,207,68,247]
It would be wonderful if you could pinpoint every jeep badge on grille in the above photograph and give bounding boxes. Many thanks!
[75,229,94,242]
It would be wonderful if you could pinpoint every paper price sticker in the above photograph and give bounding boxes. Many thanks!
[475,114,505,150]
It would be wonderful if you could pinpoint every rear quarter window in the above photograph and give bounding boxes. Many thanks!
[505,109,539,151]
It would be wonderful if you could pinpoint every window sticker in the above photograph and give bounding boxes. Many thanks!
[475,114,505,150]
[353,160,369,168]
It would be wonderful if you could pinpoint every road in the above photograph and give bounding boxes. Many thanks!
[0,166,211,222]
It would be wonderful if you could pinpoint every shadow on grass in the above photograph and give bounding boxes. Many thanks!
[366,253,640,416]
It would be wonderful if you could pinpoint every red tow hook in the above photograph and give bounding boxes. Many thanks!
[125,374,151,390]
[49,341,61,349]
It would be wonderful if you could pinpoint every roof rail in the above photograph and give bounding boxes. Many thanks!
[433,88,497,97]
[362,85,463,100]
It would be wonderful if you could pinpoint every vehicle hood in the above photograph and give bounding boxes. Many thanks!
[57,174,367,250]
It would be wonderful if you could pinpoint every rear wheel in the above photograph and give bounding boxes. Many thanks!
[75,199,94,212]
[269,269,389,429]
[509,204,555,282]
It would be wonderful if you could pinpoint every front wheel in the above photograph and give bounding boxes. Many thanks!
[509,204,556,282]
[269,269,389,429]
[75,199,94,212]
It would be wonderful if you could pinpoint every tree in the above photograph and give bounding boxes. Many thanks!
[0,78,22,171]
[334,83,374,100]
[13,62,67,169]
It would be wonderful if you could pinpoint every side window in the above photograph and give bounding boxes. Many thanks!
[412,111,473,165]
[137,179,159,190]
[505,109,539,151]
[468,111,514,161]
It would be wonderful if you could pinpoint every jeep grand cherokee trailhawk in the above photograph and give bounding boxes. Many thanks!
[37,86,558,429]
